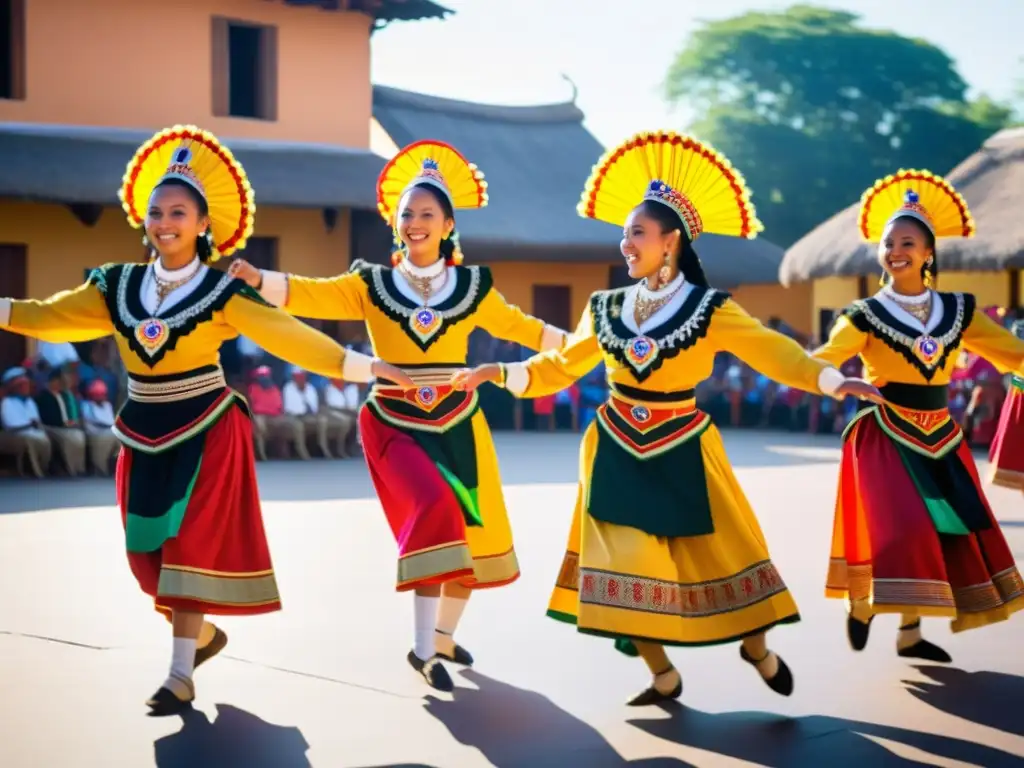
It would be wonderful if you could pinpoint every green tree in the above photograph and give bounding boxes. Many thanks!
[665,5,1013,246]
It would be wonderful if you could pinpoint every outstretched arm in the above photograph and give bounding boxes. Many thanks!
[0,279,114,343]
[812,314,869,369]
[962,309,1024,375]
[453,305,603,399]
[230,260,367,321]
[475,286,567,352]
[709,299,854,397]
[221,294,412,386]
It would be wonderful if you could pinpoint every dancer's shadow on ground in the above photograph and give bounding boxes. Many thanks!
[629,697,1023,768]
[391,669,1021,768]
[153,704,311,768]
[419,669,693,767]
[903,664,1024,738]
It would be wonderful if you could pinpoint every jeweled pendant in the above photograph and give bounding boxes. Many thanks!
[409,306,442,343]
[625,335,659,373]
[135,318,169,356]
[912,335,943,366]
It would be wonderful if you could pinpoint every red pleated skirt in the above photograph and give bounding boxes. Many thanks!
[358,406,476,591]
[989,383,1024,491]
[825,412,1023,633]
[116,404,281,616]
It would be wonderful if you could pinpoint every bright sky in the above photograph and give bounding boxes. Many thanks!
[370,0,1023,147]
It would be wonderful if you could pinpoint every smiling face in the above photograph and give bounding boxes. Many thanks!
[145,182,210,263]
[878,216,933,290]
[397,185,454,266]
[621,204,680,281]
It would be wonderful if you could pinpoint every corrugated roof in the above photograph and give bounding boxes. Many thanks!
[371,86,786,283]
[0,123,383,209]
[779,127,1024,285]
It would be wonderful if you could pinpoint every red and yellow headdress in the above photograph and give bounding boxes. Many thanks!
[376,140,487,265]
[858,169,975,242]
[119,125,255,262]
[578,131,763,241]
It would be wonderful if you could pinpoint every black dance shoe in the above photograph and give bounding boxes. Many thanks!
[407,650,455,692]
[740,646,794,697]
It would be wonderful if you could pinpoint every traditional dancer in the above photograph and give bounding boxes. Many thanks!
[451,131,880,705]
[813,170,1024,661]
[0,125,410,715]
[229,140,568,691]
[989,315,1024,492]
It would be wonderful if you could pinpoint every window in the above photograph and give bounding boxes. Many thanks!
[211,18,277,121]
[0,0,25,101]
[532,285,572,335]
[0,244,27,369]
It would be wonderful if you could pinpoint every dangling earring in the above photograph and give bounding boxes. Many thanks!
[923,261,934,289]
[878,273,886,288]
[450,231,464,266]
[657,251,672,286]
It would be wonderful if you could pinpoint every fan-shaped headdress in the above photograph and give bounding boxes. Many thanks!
[119,125,255,262]
[577,131,763,241]
[376,140,487,265]
[858,169,974,243]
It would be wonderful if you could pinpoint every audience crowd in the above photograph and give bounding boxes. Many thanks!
[1,307,1020,479]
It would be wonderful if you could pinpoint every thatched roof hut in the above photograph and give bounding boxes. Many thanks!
[779,127,1024,286]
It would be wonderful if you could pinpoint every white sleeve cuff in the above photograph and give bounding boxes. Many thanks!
[259,270,289,307]
[540,324,568,352]
[504,362,530,396]
[0,298,10,327]
[818,366,845,396]
[341,350,375,383]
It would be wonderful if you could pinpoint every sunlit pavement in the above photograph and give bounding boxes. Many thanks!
[1,430,1022,767]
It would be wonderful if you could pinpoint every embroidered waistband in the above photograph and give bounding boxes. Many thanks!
[608,384,697,410]
[373,364,464,390]
[128,366,227,403]
[880,382,948,410]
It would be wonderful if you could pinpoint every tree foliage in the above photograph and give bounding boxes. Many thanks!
[665,5,1013,246]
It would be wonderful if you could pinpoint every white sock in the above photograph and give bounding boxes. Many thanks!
[170,637,197,681]
[436,595,469,637]
[413,595,439,662]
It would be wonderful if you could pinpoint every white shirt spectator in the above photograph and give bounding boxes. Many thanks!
[325,382,360,410]
[1,395,46,438]
[81,400,115,435]
[37,341,80,368]
[282,381,319,416]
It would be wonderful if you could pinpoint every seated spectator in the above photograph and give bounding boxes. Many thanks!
[80,378,119,476]
[36,366,87,476]
[0,366,52,477]
[247,366,306,461]
[78,338,120,407]
[324,378,359,457]
[283,367,342,459]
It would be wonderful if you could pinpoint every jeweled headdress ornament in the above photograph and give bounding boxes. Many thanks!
[376,140,488,265]
[577,130,764,241]
[858,169,975,242]
[119,125,256,262]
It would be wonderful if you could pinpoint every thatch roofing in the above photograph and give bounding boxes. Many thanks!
[0,123,384,209]
[779,127,1024,286]
[372,86,787,283]
[279,0,451,28]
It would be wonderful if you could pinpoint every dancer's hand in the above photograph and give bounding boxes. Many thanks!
[451,364,502,392]
[834,377,884,404]
[372,359,416,389]
[228,258,262,288]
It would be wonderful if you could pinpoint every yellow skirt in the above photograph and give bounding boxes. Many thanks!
[547,418,799,647]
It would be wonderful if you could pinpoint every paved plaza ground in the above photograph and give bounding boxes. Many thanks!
[0,430,1022,767]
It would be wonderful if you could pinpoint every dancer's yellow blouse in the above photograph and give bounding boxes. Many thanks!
[814,291,1024,384]
[0,262,354,379]
[258,260,566,361]
[503,284,841,399]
